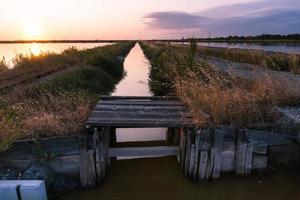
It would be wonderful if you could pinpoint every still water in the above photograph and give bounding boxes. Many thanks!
[59,43,300,200]
[197,42,300,54]
[113,43,166,143]
[0,42,113,68]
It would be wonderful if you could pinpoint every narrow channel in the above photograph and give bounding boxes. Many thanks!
[113,43,166,144]
[60,43,300,200]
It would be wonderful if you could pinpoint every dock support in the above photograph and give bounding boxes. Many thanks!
[79,134,88,187]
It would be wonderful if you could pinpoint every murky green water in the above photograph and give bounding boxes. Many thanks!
[61,157,300,200]
[58,43,300,200]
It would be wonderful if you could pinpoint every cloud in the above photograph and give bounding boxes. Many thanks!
[144,0,300,37]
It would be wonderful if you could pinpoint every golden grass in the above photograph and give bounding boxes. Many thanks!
[141,42,300,128]
[195,46,300,74]
[175,65,300,128]
[15,91,96,138]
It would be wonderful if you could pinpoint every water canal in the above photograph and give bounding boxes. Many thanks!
[59,43,300,200]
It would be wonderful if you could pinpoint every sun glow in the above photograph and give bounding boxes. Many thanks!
[23,22,42,39]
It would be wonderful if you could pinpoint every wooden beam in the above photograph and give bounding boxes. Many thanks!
[100,95,179,100]
[87,118,190,127]
[95,105,187,112]
[108,146,179,157]
[98,100,184,106]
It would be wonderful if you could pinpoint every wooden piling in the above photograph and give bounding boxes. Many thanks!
[79,134,88,187]
[93,128,101,183]
[235,129,248,175]
[87,150,97,186]
[184,128,191,177]
[245,142,253,175]
[180,128,186,171]
[212,129,223,178]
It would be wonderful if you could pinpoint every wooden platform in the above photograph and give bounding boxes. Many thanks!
[87,96,192,128]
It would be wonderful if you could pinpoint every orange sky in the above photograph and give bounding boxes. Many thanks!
[1,0,288,40]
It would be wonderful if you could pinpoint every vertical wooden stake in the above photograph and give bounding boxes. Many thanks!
[184,128,191,177]
[79,134,88,187]
[180,128,186,170]
[93,128,101,183]
[245,142,253,175]
[212,129,223,178]
[235,129,248,175]
[87,149,97,186]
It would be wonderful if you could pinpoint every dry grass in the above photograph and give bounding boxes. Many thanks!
[195,46,300,74]
[0,103,23,152]
[175,65,300,128]
[141,42,300,128]
[13,91,96,138]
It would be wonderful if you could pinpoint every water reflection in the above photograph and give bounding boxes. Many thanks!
[61,157,300,200]
[197,42,300,54]
[0,42,113,67]
[112,43,166,146]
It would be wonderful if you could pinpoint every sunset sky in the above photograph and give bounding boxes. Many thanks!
[0,0,299,40]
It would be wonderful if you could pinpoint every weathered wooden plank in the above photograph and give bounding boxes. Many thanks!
[221,151,235,172]
[100,95,179,100]
[189,144,196,179]
[212,129,223,178]
[79,134,88,187]
[252,143,268,154]
[252,154,268,171]
[48,155,79,176]
[245,142,253,175]
[89,111,189,119]
[205,148,214,179]
[108,146,179,157]
[235,129,248,175]
[98,100,184,106]
[180,128,186,171]
[198,151,209,180]
[95,105,187,112]
[198,129,212,180]
[87,118,191,127]
[184,129,191,177]
[93,128,101,183]
[192,132,200,180]
[247,130,291,146]
[87,150,96,186]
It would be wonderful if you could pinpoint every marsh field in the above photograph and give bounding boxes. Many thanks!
[0,41,300,199]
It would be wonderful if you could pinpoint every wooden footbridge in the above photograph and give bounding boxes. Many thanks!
[78,95,293,187]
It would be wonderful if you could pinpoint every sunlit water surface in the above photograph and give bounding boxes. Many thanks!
[0,43,113,68]
[58,43,300,200]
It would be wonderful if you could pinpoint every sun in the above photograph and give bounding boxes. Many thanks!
[23,22,41,39]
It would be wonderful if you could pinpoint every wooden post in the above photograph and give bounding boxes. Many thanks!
[245,142,253,175]
[189,144,196,179]
[109,127,116,164]
[87,150,97,186]
[235,129,248,175]
[93,128,101,183]
[198,129,212,180]
[180,128,186,171]
[184,128,191,177]
[192,130,200,181]
[212,129,223,178]
[110,127,116,146]
[99,128,105,180]
[79,134,88,187]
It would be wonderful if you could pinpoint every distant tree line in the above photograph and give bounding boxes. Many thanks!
[207,34,300,40]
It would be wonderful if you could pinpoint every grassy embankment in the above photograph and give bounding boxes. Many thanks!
[140,42,300,128]
[171,43,300,74]
[0,42,135,152]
